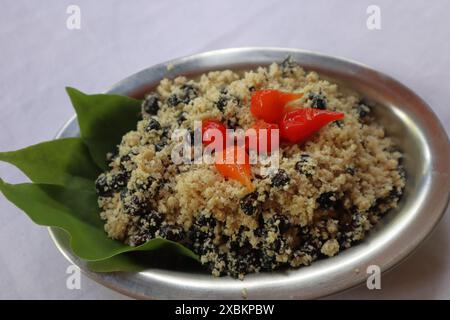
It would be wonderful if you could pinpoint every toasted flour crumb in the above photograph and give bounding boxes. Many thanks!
[321,239,340,257]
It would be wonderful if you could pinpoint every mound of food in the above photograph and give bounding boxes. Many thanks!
[95,58,405,279]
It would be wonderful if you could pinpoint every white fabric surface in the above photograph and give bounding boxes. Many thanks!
[0,0,449,299]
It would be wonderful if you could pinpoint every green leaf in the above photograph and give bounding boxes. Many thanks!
[0,138,100,189]
[0,87,200,273]
[0,179,118,260]
[86,249,202,272]
[0,179,198,263]
[66,87,142,170]
[86,253,151,272]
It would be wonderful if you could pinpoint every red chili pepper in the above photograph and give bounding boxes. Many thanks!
[250,89,303,123]
[279,108,344,143]
[215,145,254,191]
[202,119,227,148]
[246,120,279,154]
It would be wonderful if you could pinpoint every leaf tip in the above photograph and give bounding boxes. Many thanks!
[65,86,82,98]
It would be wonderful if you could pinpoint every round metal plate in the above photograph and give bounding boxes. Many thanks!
[49,48,450,299]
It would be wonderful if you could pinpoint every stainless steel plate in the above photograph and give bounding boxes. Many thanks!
[49,48,450,299]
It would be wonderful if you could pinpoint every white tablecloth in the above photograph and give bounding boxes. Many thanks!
[0,0,449,299]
